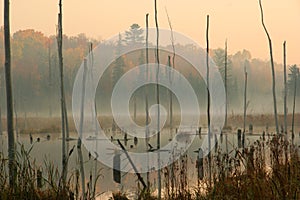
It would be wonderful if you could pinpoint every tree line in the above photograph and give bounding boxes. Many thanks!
[0,26,299,116]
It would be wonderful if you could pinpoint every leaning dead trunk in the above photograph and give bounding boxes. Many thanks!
[259,0,279,134]
[4,0,16,187]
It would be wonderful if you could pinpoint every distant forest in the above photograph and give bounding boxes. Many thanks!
[0,27,299,116]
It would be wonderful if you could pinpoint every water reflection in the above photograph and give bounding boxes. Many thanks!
[0,125,299,197]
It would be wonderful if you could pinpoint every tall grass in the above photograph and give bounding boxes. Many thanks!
[0,145,71,199]
[0,142,102,200]
[134,134,299,199]
[0,133,299,199]
[203,135,300,200]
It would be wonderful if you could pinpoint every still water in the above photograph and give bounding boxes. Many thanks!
[0,125,299,199]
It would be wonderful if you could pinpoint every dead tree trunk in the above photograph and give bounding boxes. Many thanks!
[283,41,287,136]
[4,0,16,187]
[224,39,228,128]
[243,66,248,148]
[167,56,172,129]
[145,13,150,188]
[78,59,88,200]
[89,43,98,199]
[291,68,298,136]
[0,99,2,135]
[117,139,147,189]
[259,0,279,134]
[64,100,70,141]
[154,0,161,198]
[57,0,67,185]
[134,96,137,122]
[13,91,18,139]
[166,8,175,131]
[48,41,52,118]
[206,14,212,186]
[0,75,2,135]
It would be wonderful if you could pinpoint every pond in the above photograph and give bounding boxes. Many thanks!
[0,125,299,199]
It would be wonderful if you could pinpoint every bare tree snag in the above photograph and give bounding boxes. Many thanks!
[259,0,279,134]
[206,14,212,186]
[4,0,16,187]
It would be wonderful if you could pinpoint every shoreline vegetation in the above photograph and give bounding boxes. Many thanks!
[0,122,299,199]
[0,114,299,199]
[0,114,298,135]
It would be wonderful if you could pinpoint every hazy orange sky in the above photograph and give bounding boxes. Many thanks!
[1,0,299,65]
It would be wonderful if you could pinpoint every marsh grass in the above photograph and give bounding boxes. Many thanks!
[0,142,102,200]
[0,143,73,200]
[202,135,300,200]
[0,135,299,199]
[0,115,299,199]
[145,133,299,200]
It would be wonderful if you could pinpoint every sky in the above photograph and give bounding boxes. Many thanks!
[0,0,299,65]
